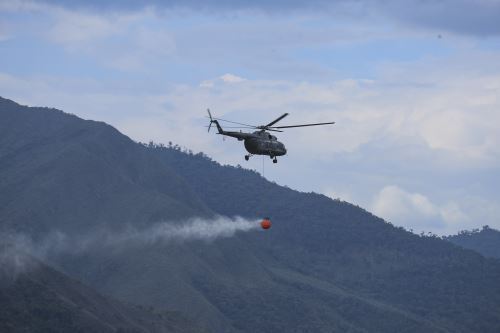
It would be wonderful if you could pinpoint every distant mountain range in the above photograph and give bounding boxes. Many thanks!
[445,226,500,260]
[2,96,500,332]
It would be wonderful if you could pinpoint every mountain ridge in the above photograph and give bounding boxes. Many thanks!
[0,97,210,236]
[445,226,500,259]
[2,96,500,332]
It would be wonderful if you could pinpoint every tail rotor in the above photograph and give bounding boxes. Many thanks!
[207,109,214,132]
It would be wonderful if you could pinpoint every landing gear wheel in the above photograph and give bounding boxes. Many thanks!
[245,155,250,161]
[273,158,278,164]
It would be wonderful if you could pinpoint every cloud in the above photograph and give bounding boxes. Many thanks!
[382,0,500,37]
[47,8,176,71]
[0,3,176,72]
[47,9,125,45]
[324,189,352,202]
[163,62,500,168]
[220,73,246,83]
[371,185,469,233]
[0,0,45,11]
[27,0,500,37]
[30,0,342,13]
[200,73,247,88]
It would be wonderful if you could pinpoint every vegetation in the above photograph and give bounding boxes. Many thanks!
[150,144,500,332]
[445,226,500,259]
[0,252,199,333]
[2,96,500,332]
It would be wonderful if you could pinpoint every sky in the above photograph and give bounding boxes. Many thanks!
[1,0,499,235]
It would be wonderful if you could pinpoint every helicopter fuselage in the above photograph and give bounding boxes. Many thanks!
[210,119,287,159]
[243,131,287,157]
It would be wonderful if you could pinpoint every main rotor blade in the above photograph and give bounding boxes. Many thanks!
[205,126,255,129]
[213,118,256,128]
[272,121,336,129]
[264,113,289,128]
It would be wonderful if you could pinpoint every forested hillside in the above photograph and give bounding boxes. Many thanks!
[0,248,198,333]
[445,226,500,259]
[152,144,500,332]
[0,97,209,236]
[2,96,500,333]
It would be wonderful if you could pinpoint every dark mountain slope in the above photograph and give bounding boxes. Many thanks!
[445,226,500,259]
[0,97,209,236]
[63,239,451,333]
[152,145,500,333]
[2,96,500,332]
[0,249,198,333]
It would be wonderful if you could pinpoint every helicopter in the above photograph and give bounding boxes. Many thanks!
[207,109,335,163]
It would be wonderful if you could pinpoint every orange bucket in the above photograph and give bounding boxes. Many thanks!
[260,217,271,230]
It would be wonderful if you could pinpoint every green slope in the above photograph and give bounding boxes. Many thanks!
[0,249,199,333]
[0,97,209,236]
[151,141,500,333]
[445,226,500,259]
[2,96,500,332]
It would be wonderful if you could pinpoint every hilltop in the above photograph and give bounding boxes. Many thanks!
[445,226,500,259]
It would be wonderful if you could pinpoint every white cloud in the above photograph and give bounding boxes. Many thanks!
[49,10,176,71]
[200,73,247,88]
[371,185,469,233]
[22,0,500,37]
[167,67,500,169]
[199,80,214,88]
[12,5,178,71]
[48,10,124,45]
[373,185,438,219]
[324,189,352,202]
[220,73,246,83]
[0,0,45,12]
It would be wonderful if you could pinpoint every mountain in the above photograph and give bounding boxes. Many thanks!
[151,144,500,332]
[0,97,209,237]
[445,226,500,259]
[2,96,500,332]
[0,247,198,333]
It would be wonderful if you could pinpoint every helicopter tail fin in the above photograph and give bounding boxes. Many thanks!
[212,120,224,134]
[207,109,224,134]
